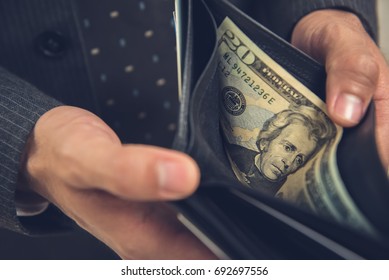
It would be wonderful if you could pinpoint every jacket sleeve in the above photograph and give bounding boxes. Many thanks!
[0,67,72,235]
[243,0,378,42]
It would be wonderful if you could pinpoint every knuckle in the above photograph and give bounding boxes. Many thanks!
[321,12,364,40]
[56,139,74,162]
[329,52,379,99]
[105,159,128,195]
[55,138,84,184]
[344,55,379,94]
[110,148,159,198]
[109,153,153,197]
[341,12,366,32]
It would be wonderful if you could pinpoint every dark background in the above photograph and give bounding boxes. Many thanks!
[0,227,120,260]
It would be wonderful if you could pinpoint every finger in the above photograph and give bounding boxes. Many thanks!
[291,10,379,127]
[325,43,379,126]
[68,191,215,259]
[67,142,200,201]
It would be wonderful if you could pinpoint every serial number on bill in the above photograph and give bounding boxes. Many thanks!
[217,60,276,105]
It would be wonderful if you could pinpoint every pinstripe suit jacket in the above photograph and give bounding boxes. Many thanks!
[0,0,377,235]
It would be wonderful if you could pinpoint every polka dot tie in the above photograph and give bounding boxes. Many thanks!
[76,0,179,147]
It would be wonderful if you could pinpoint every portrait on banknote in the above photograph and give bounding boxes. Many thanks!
[221,102,334,195]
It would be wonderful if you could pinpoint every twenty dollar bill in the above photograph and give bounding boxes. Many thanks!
[217,17,374,235]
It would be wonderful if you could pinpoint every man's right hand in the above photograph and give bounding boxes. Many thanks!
[291,10,389,168]
[21,105,214,259]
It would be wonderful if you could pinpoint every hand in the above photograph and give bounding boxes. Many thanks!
[291,9,389,168]
[22,105,214,259]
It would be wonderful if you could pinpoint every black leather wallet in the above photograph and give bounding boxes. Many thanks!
[172,0,389,259]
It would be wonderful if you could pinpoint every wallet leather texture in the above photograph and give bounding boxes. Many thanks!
[172,0,389,259]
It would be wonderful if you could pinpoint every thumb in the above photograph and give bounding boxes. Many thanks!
[324,38,379,126]
[73,143,201,201]
[26,106,201,204]
[292,10,379,127]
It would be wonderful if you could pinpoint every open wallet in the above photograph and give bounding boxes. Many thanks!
[171,0,389,259]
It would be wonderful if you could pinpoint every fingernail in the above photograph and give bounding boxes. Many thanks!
[156,160,187,198]
[334,93,363,124]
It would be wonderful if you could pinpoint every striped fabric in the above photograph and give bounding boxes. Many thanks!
[0,68,62,233]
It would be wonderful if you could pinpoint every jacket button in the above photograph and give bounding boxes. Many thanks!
[35,31,69,58]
